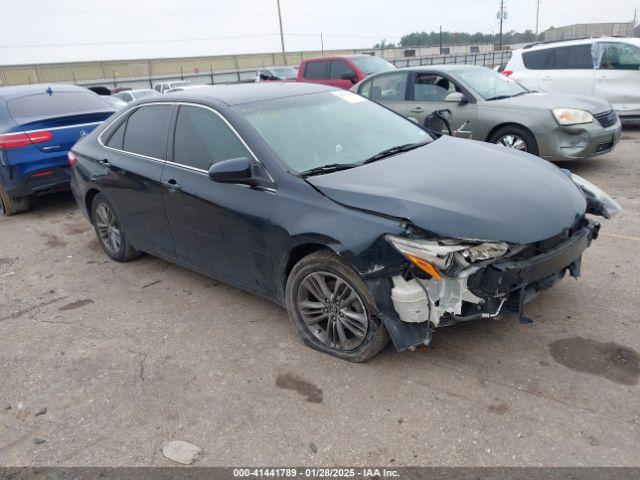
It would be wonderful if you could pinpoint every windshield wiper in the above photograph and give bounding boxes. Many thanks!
[362,141,429,165]
[485,94,514,101]
[300,163,357,177]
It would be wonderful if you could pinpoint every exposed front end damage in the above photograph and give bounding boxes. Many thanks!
[367,217,603,352]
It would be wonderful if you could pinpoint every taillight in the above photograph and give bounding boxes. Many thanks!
[0,130,52,149]
[31,169,54,178]
[502,70,514,77]
[68,151,79,166]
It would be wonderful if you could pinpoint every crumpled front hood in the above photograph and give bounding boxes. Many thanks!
[495,92,612,114]
[306,136,587,244]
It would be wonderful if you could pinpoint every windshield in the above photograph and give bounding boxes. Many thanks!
[237,90,430,173]
[170,81,191,88]
[456,67,528,100]
[351,56,396,75]
[271,67,298,79]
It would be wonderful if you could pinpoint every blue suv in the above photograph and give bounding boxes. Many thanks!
[0,84,115,215]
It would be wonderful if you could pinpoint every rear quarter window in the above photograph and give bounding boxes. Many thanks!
[7,91,111,120]
[522,49,555,69]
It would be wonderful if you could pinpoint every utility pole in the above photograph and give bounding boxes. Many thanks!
[498,0,505,50]
[320,33,324,55]
[439,25,442,54]
[276,0,286,58]
[634,7,638,26]
[535,0,541,39]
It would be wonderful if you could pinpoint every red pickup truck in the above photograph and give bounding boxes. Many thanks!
[296,55,396,89]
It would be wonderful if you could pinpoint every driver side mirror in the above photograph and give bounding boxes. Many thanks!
[341,71,358,84]
[209,157,257,187]
[444,92,469,104]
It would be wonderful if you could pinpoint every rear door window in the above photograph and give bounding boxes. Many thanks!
[7,91,111,120]
[523,45,594,70]
[173,105,250,171]
[364,72,409,101]
[553,45,594,69]
[304,61,329,80]
[122,104,172,159]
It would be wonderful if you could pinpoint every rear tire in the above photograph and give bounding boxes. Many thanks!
[285,250,389,362]
[91,193,139,262]
[489,125,539,156]
[0,184,30,216]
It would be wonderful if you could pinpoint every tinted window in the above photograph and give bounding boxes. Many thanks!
[599,42,640,70]
[522,49,555,69]
[122,105,172,159]
[329,60,354,80]
[553,45,594,69]
[173,106,250,170]
[304,61,329,80]
[7,91,111,120]
[106,120,126,150]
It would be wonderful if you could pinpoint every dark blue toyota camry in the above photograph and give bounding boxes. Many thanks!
[69,82,620,361]
[0,84,114,215]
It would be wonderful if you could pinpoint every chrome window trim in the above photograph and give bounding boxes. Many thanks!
[97,101,276,190]
[97,102,175,163]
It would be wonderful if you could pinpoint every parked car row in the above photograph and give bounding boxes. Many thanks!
[0,40,627,361]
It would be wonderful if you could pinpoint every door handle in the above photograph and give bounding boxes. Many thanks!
[410,106,424,113]
[98,158,110,167]
[161,179,181,193]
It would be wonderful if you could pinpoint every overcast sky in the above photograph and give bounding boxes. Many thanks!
[0,0,636,65]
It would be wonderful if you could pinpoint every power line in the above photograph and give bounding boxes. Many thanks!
[0,33,405,49]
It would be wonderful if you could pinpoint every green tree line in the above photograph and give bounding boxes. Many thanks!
[375,29,544,49]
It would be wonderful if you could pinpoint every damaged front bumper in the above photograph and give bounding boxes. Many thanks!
[367,219,601,352]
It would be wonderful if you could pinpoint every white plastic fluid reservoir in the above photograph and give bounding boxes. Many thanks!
[391,276,429,323]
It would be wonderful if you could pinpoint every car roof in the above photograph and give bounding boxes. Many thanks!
[517,36,639,52]
[0,83,90,101]
[304,54,374,62]
[367,64,484,76]
[145,82,336,106]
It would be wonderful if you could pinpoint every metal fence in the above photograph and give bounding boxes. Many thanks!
[390,50,512,68]
[76,50,514,89]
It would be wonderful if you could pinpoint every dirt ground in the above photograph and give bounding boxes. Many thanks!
[1,128,639,467]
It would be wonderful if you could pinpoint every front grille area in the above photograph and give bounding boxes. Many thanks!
[596,138,615,153]
[594,110,618,128]
[506,217,589,262]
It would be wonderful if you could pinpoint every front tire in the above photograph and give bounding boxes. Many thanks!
[285,250,389,362]
[489,125,539,156]
[91,193,139,262]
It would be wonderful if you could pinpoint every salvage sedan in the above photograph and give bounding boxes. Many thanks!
[69,83,621,362]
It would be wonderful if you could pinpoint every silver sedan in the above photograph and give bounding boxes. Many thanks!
[352,65,622,161]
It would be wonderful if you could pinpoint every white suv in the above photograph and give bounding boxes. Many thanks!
[505,37,640,121]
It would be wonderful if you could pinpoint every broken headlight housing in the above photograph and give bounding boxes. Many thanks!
[386,235,509,279]
[571,173,622,219]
